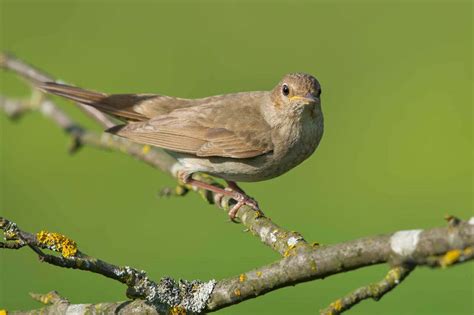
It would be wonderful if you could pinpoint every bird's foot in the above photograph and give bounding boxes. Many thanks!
[214,189,261,222]
[227,191,261,222]
[225,181,262,221]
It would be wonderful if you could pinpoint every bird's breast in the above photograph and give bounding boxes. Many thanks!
[268,111,324,178]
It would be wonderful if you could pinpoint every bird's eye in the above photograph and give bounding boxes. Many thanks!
[282,84,290,96]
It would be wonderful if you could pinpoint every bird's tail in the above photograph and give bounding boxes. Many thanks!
[39,82,148,121]
[39,82,107,106]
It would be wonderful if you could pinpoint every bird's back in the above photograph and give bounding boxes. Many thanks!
[40,82,268,122]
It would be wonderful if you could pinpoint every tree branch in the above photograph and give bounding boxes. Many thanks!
[1,215,473,314]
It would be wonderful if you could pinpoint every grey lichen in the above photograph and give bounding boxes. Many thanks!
[117,266,216,313]
[153,277,216,313]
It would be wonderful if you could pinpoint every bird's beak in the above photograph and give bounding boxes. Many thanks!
[289,93,318,105]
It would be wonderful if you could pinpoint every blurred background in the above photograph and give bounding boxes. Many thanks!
[0,0,472,314]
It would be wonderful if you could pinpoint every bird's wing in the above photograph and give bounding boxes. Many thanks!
[39,82,198,121]
[107,96,274,158]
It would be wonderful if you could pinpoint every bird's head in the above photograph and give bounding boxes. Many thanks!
[271,73,321,117]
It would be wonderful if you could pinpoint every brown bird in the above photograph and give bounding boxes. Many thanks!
[40,73,323,220]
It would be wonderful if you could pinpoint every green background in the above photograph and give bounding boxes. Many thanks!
[0,0,472,314]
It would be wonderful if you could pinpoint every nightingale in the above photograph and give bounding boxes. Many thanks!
[40,73,323,220]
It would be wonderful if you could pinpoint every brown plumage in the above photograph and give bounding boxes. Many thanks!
[40,73,323,220]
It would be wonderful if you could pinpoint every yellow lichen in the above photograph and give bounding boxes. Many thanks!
[234,289,241,296]
[142,145,151,154]
[239,274,246,282]
[256,271,263,278]
[39,292,55,304]
[283,244,296,257]
[331,299,343,311]
[463,247,473,256]
[36,230,77,258]
[440,249,462,267]
[311,241,320,247]
[169,306,186,315]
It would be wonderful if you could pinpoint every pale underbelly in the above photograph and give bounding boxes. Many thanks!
[171,146,317,182]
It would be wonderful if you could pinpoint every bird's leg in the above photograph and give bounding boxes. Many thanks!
[225,181,246,194]
[178,172,260,221]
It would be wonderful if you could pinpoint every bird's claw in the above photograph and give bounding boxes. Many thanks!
[228,192,261,222]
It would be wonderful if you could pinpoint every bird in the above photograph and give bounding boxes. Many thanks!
[40,73,324,220]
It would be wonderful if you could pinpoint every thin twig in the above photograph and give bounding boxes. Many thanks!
[320,265,415,315]
[29,291,69,306]
[0,52,116,128]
